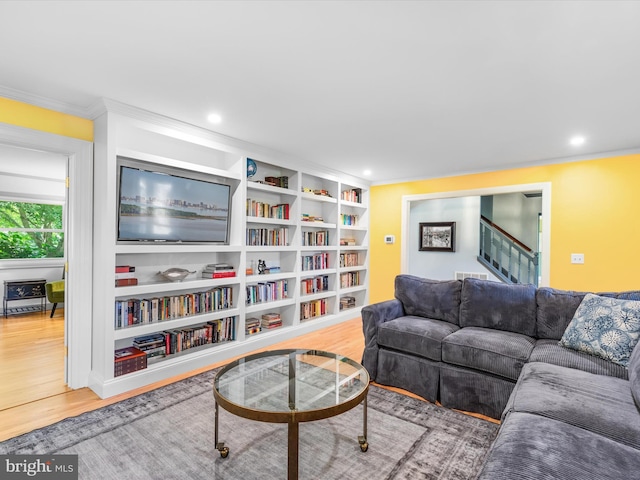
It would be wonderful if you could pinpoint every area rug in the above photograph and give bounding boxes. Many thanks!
[0,369,499,479]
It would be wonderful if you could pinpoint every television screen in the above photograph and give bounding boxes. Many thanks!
[117,163,231,243]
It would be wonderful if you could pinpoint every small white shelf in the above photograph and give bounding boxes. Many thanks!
[245,297,296,315]
[114,308,240,340]
[114,277,240,297]
[301,291,337,302]
[301,192,338,204]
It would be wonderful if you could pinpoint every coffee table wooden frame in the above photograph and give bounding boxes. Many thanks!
[213,349,370,480]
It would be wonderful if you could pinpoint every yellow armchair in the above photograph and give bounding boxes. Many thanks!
[45,280,65,318]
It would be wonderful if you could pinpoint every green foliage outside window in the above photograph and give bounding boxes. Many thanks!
[0,201,64,259]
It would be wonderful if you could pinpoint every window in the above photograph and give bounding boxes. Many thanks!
[0,201,64,259]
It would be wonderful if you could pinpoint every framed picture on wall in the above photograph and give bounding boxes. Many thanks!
[419,222,456,252]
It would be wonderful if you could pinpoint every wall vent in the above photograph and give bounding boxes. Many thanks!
[455,272,489,281]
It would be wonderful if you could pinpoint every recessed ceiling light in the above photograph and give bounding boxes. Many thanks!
[363,169,372,176]
[569,136,586,146]
[207,113,222,124]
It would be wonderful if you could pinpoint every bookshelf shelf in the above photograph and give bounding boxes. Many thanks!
[113,308,240,340]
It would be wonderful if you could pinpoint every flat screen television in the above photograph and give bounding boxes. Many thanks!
[117,160,232,244]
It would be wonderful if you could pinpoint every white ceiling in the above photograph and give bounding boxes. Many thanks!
[2,0,640,184]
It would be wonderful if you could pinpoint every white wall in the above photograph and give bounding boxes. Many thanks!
[0,143,67,311]
[408,196,500,281]
[490,192,542,251]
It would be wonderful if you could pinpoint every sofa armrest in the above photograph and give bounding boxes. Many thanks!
[361,299,405,380]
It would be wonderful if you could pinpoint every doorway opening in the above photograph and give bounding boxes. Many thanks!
[0,144,68,409]
[401,182,551,286]
[0,123,93,404]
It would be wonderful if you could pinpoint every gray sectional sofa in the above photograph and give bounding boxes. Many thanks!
[362,275,640,479]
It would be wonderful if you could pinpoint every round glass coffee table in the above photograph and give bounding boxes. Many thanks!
[213,349,370,480]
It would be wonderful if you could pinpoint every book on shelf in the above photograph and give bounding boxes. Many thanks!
[115,271,136,279]
[115,265,136,273]
[261,312,282,329]
[341,188,362,203]
[160,317,236,356]
[202,271,236,279]
[340,296,356,310]
[114,286,234,328]
[204,263,234,271]
[300,298,328,319]
[301,213,324,222]
[115,265,137,287]
[340,238,357,246]
[114,346,147,377]
[263,176,289,189]
[245,317,262,335]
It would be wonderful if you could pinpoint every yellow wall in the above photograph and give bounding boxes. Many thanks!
[370,154,640,302]
[0,97,93,141]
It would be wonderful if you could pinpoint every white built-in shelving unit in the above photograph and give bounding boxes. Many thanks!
[89,100,369,398]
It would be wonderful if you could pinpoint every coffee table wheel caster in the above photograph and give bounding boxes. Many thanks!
[358,436,368,452]
[216,443,229,458]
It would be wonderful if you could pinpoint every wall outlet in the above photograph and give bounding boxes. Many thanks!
[571,253,584,264]
[384,235,395,244]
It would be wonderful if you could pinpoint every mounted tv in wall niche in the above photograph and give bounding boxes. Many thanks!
[116,157,232,244]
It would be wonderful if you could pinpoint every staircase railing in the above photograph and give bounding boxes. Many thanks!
[478,217,539,285]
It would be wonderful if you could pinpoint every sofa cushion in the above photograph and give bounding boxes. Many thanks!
[476,412,640,480]
[376,349,440,403]
[394,275,462,325]
[378,316,459,362]
[559,293,640,367]
[536,287,589,340]
[439,363,516,420]
[537,287,640,340]
[504,362,640,449]
[459,278,536,336]
[442,327,535,381]
[530,339,628,379]
[629,342,640,412]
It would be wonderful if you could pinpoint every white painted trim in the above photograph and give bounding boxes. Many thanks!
[0,85,89,119]
[0,123,93,389]
[401,182,551,287]
[372,149,640,186]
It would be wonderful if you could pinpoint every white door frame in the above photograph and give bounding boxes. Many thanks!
[0,123,93,388]
[401,182,551,287]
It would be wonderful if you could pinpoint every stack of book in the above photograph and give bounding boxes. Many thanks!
[340,238,357,246]
[114,346,147,376]
[245,317,262,335]
[132,333,166,361]
[340,296,356,310]
[115,265,137,287]
[264,176,288,188]
[202,263,236,279]
[301,214,324,222]
[261,312,282,330]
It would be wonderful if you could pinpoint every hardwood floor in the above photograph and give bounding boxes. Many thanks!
[0,308,70,411]
[0,311,497,443]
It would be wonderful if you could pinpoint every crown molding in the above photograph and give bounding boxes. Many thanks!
[0,85,90,118]
[371,147,640,186]
[1,86,371,186]
[90,98,372,187]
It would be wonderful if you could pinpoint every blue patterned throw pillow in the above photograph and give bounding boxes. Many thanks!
[559,293,640,367]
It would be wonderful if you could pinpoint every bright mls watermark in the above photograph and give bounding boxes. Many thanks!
[1,455,78,479]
